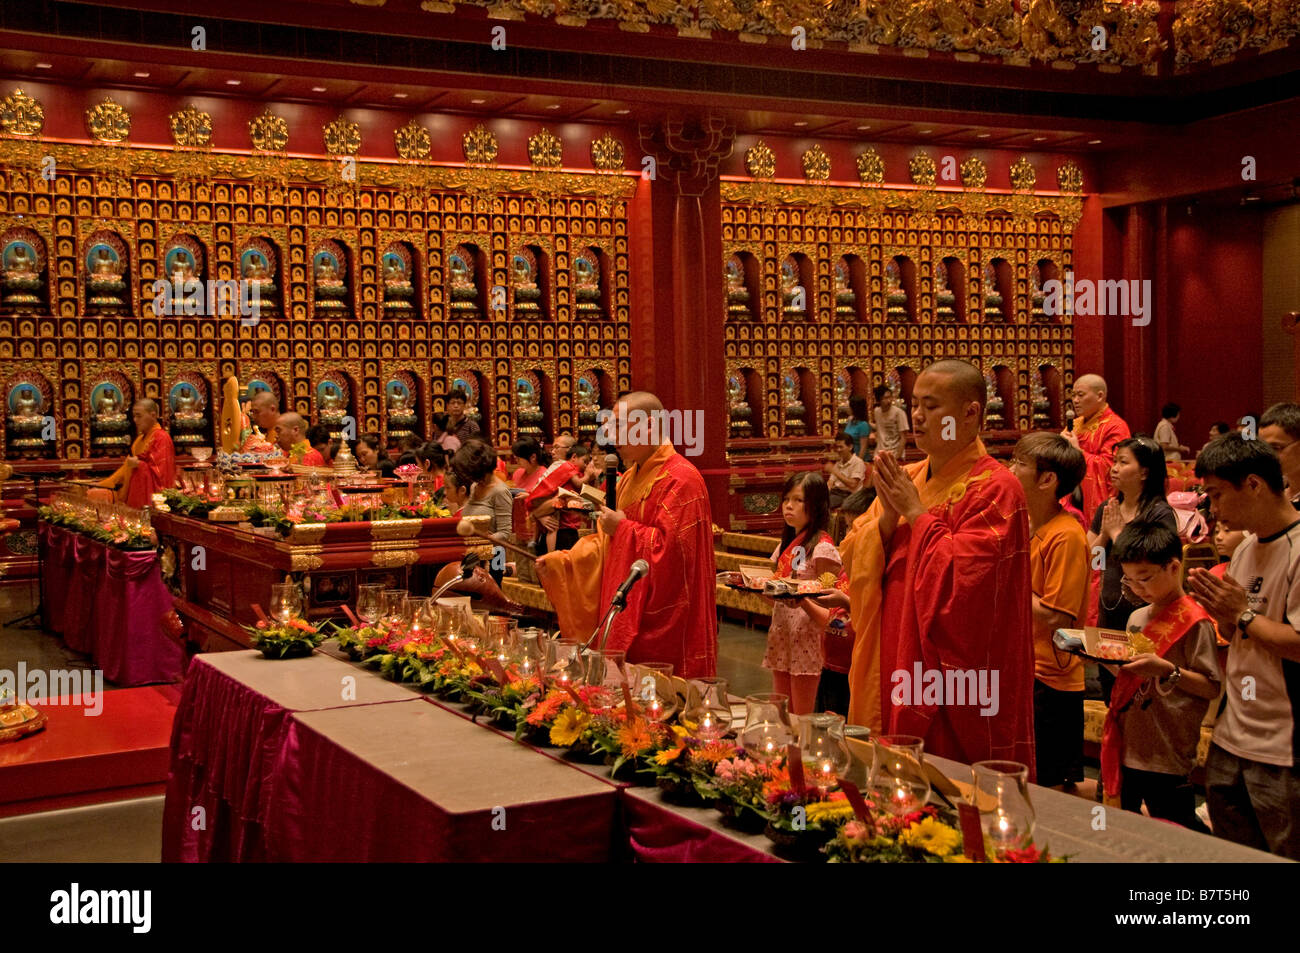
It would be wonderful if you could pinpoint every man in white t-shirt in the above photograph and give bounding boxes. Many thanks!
[824,431,867,509]
[872,385,910,461]
[1154,402,1190,463]
[1188,433,1300,860]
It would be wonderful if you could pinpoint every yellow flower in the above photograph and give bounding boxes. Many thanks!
[549,708,590,747]
[654,746,683,766]
[898,817,962,857]
[805,800,856,825]
[943,854,973,863]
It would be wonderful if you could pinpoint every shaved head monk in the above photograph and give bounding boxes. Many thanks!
[239,389,280,454]
[825,359,1036,773]
[535,391,718,677]
[274,412,325,466]
[1063,373,1130,519]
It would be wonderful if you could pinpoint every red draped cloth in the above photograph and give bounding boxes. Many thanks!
[1071,405,1130,520]
[125,426,176,507]
[537,444,717,677]
[842,443,1036,775]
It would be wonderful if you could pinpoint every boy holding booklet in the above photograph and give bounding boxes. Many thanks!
[1103,523,1221,827]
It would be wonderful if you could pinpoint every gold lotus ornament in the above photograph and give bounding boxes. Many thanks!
[394,120,431,160]
[528,128,563,169]
[746,141,775,179]
[590,133,625,171]
[1057,160,1083,194]
[960,156,988,190]
[1,88,44,137]
[1010,156,1037,191]
[249,110,289,152]
[856,147,884,185]
[169,104,212,148]
[324,116,361,156]
[86,98,131,143]
[463,123,498,165]
[908,152,936,186]
[802,144,831,181]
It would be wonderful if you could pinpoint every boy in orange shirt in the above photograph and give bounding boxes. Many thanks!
[1010,433,1091,791]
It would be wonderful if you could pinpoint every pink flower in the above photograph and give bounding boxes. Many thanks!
[842,821,868,840]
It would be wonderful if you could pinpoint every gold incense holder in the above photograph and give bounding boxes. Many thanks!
[0,702,47,743]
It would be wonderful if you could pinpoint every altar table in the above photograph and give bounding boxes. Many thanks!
[38,522,185,687]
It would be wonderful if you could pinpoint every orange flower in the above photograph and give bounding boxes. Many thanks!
[692,741,735,767]
[617,720,656,759]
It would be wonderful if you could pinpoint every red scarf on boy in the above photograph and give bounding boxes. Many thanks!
[1100,594,1211,800]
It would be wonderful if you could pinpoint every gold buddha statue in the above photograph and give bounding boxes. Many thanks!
[574,252,602,316]
[2,242,43,313]
[983,261,1004,319]
[448,247,480,318]
[7,386,45,453]
[780,257,804,318]
[87,245,126,315]
[834,259,856,318]
[727,374,752,438]
[382,253,415,313]
[314,253,348,313]
[885,259,908,322]
[934,263,957,322]
[725,255,751,319]
[511,252,541,315]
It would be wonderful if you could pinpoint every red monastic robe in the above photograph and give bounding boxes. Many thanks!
[841,440,1036,775]
[1071,404,1130,521]
[536,443,717,678]
[108,426,175,507]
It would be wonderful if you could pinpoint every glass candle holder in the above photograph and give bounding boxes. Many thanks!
[582,648,627,712]
[739,692,794,763]
[634,662,677,723]
[799,712,852,789]
[355,584,384,627]
[544,638,581,687]
[683,677,732,741]
[971,760,1036,853]
[867,734,931,816]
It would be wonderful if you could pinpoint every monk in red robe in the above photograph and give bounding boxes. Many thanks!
[1063,374,1130,520]
[536,392,717,678]
[275,412,325,466]
[826,360,1035,773]
[98,398,176,507]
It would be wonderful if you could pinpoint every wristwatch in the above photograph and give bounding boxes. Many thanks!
[1164,665,1182,687]
[1237,609,1258,636]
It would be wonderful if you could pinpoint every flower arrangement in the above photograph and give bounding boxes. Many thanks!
[39,504,158,551]
[710,754,783,832]
[160,488,218,518]
[328,621,391,660]
[244,616,324,659]
[821,804,1066,864]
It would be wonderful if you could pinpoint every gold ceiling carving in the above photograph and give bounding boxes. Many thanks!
[249,110,289,152]
[394,120,431,159]
[462,123,498,165]
[590,133,625,171]
[169,104,213,148]
[1,88,44,137]
[1057,160,1083,194]
[801,144,830,181]
[324,116,362,155]
[908,153,936,186]
[745,141,775,179]
[855,148,884,185]
[959,156,988,190]
[1009,156,1037,191]
[1173,0,1299,70]
[86,98,131,143]
[528,128,563,169]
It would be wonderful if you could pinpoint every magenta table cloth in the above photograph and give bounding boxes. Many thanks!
[38,521,182,686]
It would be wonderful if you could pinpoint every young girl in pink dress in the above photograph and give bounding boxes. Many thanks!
[763,472,841,714]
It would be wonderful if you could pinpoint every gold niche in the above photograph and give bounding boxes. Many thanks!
[801,144,831,181]
[590,133,625,171]
[960,156,988,190]
[1057,160,1083,194]
[908,152,936,187]
[1,88,44,137]
[1010,156,1037,191]
[463,123,498,165]
[528,128,563,169]
[394,120,431,160]
[856,148,884,185]
[745,141,776,179]
[169,104,213,148]
[249,110,289,152]
[324,116,362,156]
[86,98,131,143]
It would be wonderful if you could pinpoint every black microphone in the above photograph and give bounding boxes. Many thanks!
[611,559,649,608]
[605,453,619,510]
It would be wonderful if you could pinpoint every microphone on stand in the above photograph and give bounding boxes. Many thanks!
[611,558,649,609]
[604,453,619,510]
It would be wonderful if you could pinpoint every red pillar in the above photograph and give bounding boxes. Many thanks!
[632,119,736,525]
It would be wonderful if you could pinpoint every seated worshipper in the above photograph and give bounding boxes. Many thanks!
[524,452,586,556]
[762,472,841,715]
[416,443,447,492]
[1188,435,1300,859]
[511,439,551,493]
[430,413,461,453]
[305,424,333,466]
[1103,523,1220,829]
[825,430,867,510]
[1087,436,1176,701]
[275,412,325,466]
[1201,422,1232,456]
[1008,432,1090,792]
[443,470,468,517]
[355,433,396,478]
[97,398,177,507]
[845,395,873,460]
[454,440,516,584]
[821,359,1035,771]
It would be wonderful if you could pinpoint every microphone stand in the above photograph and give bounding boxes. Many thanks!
[583,598,627,655]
